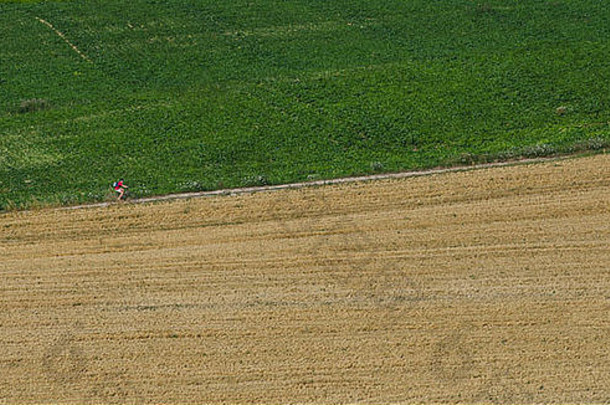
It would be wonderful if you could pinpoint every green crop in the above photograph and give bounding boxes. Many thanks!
[1,0,609,210]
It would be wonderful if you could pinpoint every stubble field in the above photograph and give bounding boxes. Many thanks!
[0,154,609,403]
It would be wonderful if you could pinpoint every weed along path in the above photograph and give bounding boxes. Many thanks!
[1,154,609,403]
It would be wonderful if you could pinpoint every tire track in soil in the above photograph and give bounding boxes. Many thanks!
[254,187,427,403]
[84,288,152,404]
[42,321,142,404]
[42,326,87,388]
[260,179,560,404]
[477,367,536,404]
[276,185,429,402]
[430,324,476,385]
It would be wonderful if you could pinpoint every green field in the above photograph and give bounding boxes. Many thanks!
[1,0,609,210]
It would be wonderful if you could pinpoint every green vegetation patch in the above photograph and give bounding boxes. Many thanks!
[1,0,609,210]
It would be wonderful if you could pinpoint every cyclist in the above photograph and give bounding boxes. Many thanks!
[112,179,129,201]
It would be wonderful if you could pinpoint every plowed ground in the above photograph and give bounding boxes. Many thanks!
[1,154,609,404]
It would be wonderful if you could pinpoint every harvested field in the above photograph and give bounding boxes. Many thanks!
[1,154,609,404]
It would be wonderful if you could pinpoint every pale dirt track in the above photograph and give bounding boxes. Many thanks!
[0,154,609,404]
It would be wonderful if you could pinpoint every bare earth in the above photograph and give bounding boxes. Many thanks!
[1,154,609,404]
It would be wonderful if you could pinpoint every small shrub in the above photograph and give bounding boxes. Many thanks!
[242,174,269,187]
[556,106,568,116]
[370,161,384,172]
[457,153,477,165]
[573,136,609,151]
[522,143,556,158]
[180,180,203,192]
[473,3,495,15]
[18,98,49,114]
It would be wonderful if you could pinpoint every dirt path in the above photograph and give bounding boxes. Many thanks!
[1,154,608,403]
[61,155,572,211]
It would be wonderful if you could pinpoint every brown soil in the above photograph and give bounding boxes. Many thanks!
[1,154,609,404]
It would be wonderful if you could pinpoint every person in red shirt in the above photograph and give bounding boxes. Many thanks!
[113,179,129,201]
